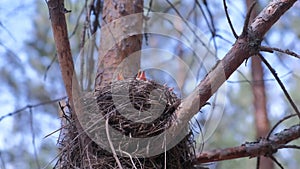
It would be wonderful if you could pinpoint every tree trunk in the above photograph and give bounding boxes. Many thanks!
[251,56,273,169]
[247,0,273,168]
[94,0,143,90]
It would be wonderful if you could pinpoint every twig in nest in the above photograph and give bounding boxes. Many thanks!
[106,118,123,169]
[119,150,138,169]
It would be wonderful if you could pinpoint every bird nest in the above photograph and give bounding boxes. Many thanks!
[56,78,197,169]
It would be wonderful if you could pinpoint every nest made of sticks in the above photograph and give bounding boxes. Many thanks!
[56,78,199,169]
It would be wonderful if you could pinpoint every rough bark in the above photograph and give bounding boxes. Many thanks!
[247,0,273,168]
[194,124,300,163]
[94,0,143,90]
[47,0,81,127]
[47,0,89,162]
[47,0,75,102]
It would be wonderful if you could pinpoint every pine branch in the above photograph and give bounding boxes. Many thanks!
[166,0,298,157]
[193,124,300,164]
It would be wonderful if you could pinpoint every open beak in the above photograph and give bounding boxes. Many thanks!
[117,72,124,81]
[136,70,146,81]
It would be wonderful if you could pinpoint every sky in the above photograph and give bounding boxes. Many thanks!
[0,1,61,168]
[0,0,34,143]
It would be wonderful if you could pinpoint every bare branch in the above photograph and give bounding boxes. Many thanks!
[0,151,6,169]
[47,0,76,102]
[29,109,40,169]
[165,0,211,51]
[269,155,284,169]
[173,0,298,134]
[256,157,260,169]
[47,1,87,144]
[195,0,218,54]
[0,97,66,122]
[44,53,57,81]
[195,0,214,34]
[267,114,297,139]
[241,1,256,37]
[258,54,300,119]
[260,46,300,59]
[279,145,300,149]
[250,0,297,38]
[68,3,85,39]
[223,0,238,38]
[0,21,16,41]
[193,124,300,164]
[162,1,299,159]
[227,71,292,84]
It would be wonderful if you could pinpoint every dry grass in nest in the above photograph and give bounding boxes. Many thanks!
[55,78,199,169]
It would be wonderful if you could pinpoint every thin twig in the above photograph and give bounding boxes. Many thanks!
[194,124,300,163]
[269,155,284,169]
[0,21,16,41]
[146,0,152,16]
[203,1,216,34]
[241,1,256,37]
[259,54,300,119]
[267,114,297,139]
[0,97,66,122]
[106,118,123,169]
[42,145,65,169]
[195,0,213,33]
[223,0,238,38]
[0,151,6,169]
[279,145,300,149]
[165,0,214,54]
[29,108,41,169]
[195,0,218,57]
[43,53,57,81]
[85,145,92,169]
[260,46,300,59]
[0,41,21,63]
[68,4,86,39]
[256,157,260,169]
[44,126,65,139]
[227,71,292,84]
[119,150,138,169]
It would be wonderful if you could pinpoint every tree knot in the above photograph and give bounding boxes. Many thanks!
[240,29,262,56]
